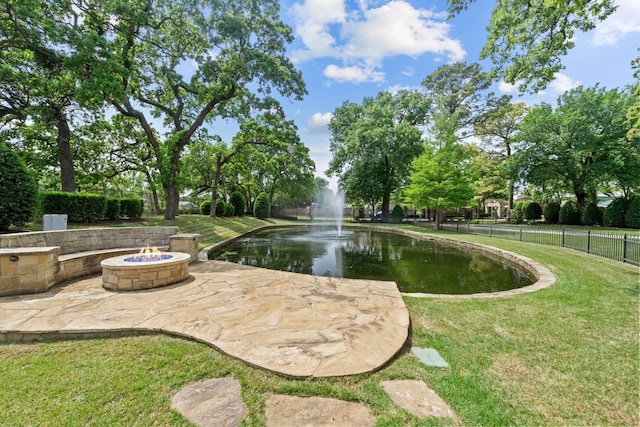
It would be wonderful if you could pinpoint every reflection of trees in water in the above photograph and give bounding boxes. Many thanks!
[213,229,532,294]
[215,234,327,274]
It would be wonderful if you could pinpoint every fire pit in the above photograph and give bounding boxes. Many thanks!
[101,251,190,291]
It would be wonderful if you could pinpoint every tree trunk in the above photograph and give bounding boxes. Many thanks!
[381,194,390,222]
[435,209,442,230]
[53,108,77,192]
[574,187,587,209]
[209,158,223,219]
[507,182,514,222]
[151,188,162,215]
[164,183,179,220]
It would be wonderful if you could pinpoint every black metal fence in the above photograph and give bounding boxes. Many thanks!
[413,221,640,266]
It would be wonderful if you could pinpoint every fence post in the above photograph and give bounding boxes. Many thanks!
[519,225,523,241]
[562,227,565,247]
[456,223,459,233]
[587,230,591,254]
[489,225,492,237]
[623,234,627,263]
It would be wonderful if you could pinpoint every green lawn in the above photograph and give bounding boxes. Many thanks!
[1,215,638,426]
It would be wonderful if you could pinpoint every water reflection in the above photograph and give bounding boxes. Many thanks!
[211,228,533,294]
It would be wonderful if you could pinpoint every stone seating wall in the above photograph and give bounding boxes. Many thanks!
[0,226,178,255]
[0,227,201,297]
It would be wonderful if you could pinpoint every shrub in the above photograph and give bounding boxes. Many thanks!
[391,205,404,223]
[254,192,270,219]
[39,191,107,222]
[215,199,225,216]
[581,202,602,226]
[120,197,143,219]
[543,202,561,224]
[523,201,543,222]
[0,143,37,231]
[624,196,640,228]
[105,197,121,220]
[224,202,235,216]
[200,200,212,215]
[510,206,524,224]
[229,192,245,216]
[559,200,582,225]
[602,197,630,228]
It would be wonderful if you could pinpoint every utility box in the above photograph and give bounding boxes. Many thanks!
[43,214,68,231]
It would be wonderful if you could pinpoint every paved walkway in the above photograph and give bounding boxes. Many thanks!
[0,261,409,377]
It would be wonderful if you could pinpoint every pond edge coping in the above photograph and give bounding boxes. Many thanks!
[199,223,556,299]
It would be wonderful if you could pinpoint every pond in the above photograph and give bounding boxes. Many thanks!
[210,227,534,294]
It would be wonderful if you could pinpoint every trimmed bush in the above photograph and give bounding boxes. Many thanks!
[200,200,212,215]
[523,201,543,222]
[544,202,561,224]
[624,196,640,229]
[559,200,582,225]
[254,192,270,219]
[120,197,143,219]
[390,204,404,223]
[581,202,602,226]
[105,197,121,220]
[602,197,630,228]
[0,143,37,231]
[215,199,225,216]
[510,206,524,224]
[230,192,245,216]
[224,202,235,216]
[39,191,107,222]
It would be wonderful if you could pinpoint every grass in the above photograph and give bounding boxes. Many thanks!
[1,215,638,426]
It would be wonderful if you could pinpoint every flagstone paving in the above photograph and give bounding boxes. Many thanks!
[0,260,409,378]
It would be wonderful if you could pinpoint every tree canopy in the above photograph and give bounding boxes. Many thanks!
[447,0,617,92]
[511,85,639,205]
[327,90,429,219]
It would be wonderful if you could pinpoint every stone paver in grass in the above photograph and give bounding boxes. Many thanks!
[381,379,457,420]
[412,347,449,368]
[265,394,376,427]
[171,377,246,427]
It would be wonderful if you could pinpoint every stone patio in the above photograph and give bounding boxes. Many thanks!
[0,260,409,378]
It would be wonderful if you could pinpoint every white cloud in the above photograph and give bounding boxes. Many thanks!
[498,81,519,93]
[291,0,465,83]
[324,64,385,83]
[307,112,333,133]
[341,1,465,62]
[591,0,640,46]
[550,73,581,93]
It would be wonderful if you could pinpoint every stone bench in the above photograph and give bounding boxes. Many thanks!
[0,227,200,297]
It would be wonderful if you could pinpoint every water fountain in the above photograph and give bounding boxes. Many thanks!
[317,190,345,237]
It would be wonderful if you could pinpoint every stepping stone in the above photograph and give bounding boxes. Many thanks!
[380,379,457,419]
[265,394,376,427]
[412,347,449,368]
[171,377,247,427]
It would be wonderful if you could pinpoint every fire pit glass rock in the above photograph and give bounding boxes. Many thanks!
[101,251,190,291]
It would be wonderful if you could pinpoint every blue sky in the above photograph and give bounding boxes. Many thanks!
[269,0,639,190]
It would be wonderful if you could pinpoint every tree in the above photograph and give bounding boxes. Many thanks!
[407,62,493,227]
[475,97,528,220]
[404,113,475,228]
[84,0,306,220]
[447,0,617,92]
[0,0,88,191]
[511,85,639,207]
[327,90,429,221]
[204,112,304,218]
[0,143,37,231]
[253,192,270,219]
